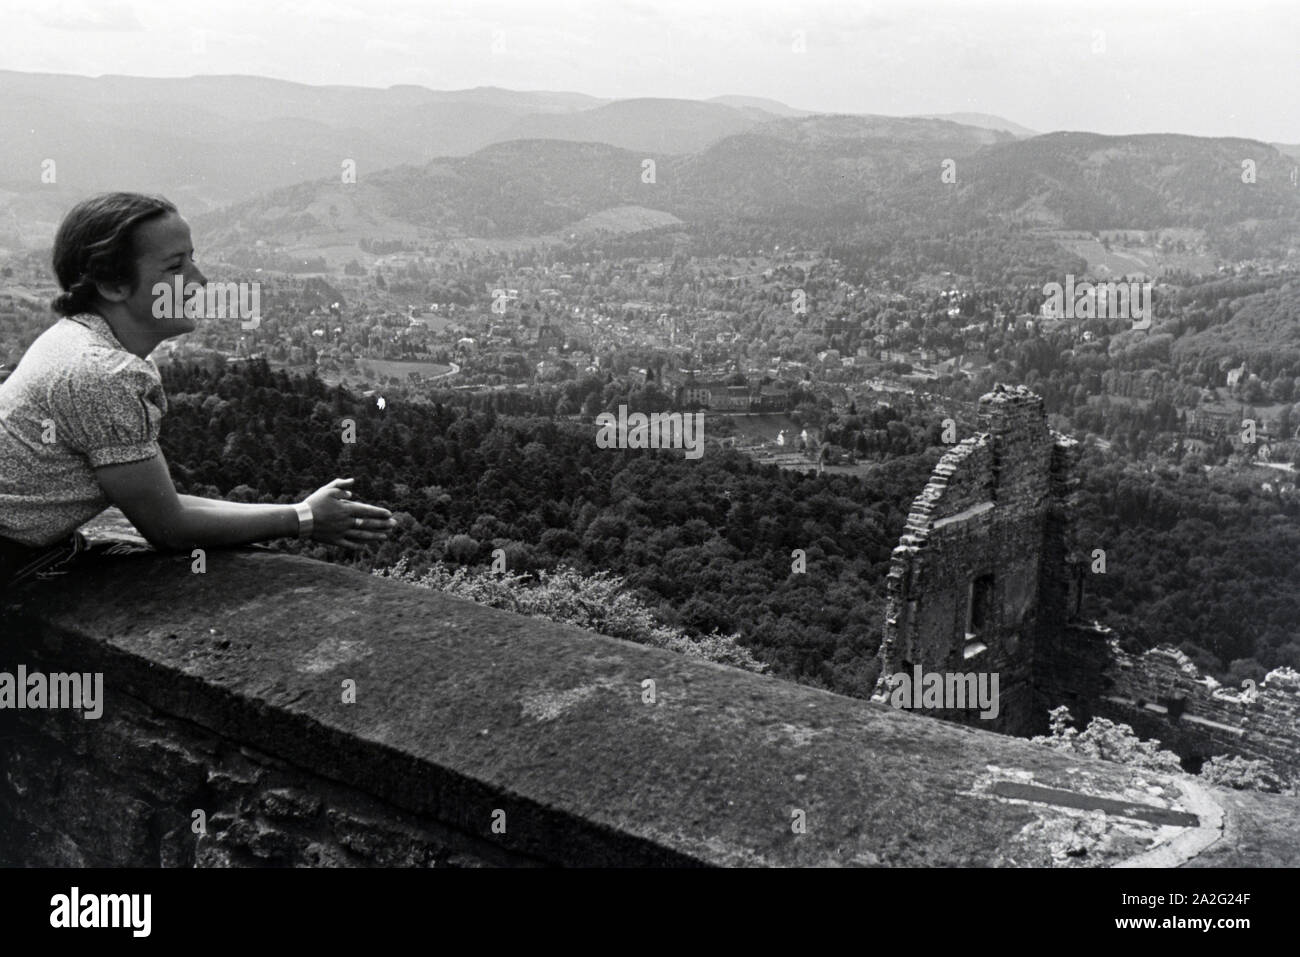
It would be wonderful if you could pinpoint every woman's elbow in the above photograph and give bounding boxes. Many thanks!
[143,530,189,553]
[135,517,194,553]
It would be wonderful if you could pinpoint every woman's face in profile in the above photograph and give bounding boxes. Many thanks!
[120,211,208,340]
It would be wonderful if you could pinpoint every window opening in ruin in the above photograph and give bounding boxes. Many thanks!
[964,574,995,659]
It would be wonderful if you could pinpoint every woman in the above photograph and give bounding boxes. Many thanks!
[0,192,395,589]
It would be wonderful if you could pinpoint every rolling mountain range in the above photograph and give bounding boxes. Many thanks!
[0,71,818,224]
[0,71,1029,244]
[1,70,1297,260]
[181,113,1009,251]
[192,118,1300,258]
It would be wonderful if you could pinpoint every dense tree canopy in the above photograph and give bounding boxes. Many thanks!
[156,360,1299,696]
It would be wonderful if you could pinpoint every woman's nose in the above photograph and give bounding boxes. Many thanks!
[190,265,208,287]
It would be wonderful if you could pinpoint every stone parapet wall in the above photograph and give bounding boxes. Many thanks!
[1,514,1297,864]
[15,547,1280,867]
[0,677,524,867]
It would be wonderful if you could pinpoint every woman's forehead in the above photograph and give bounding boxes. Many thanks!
[134,213,192,257]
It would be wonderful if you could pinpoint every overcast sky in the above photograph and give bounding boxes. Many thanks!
[1,0,1296,142]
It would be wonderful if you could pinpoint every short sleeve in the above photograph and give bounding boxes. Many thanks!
[57,359,168,468]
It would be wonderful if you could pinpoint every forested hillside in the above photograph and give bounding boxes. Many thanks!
[155,360,1300,694]
[159,358,936,694]
[1070,445,1300,684]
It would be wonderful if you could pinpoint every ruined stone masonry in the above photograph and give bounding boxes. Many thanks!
[1043,623,1300,775]
[874,384,1081,736]
[874,383,1300,778]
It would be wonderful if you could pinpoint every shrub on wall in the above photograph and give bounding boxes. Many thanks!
[375,558,768,674]
[1032,706,1295,795]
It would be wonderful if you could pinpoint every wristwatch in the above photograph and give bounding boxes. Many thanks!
[294,501,315,540]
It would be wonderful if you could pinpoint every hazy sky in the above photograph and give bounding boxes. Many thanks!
[1,0,1296,142]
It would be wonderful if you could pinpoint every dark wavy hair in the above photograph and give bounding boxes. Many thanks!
[50,192,178,317]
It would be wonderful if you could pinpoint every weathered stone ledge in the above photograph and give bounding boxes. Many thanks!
[2,549,1297,867]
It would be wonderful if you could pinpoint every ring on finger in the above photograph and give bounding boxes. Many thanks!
[354,517,362,528]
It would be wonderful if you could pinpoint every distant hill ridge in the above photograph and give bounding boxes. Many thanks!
[1,70,1296,254]
[0,69,1025,226]
[194,116,1300,250]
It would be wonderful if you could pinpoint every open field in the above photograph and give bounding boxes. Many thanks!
[1043,229,1220,278]
[360,358,454,378]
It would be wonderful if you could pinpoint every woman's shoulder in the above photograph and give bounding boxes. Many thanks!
[30,316,165,411]
[51,314,161,382]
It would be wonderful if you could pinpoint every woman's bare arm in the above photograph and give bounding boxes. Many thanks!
[95,453,393,551]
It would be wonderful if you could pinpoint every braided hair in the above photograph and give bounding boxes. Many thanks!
[50,192,178,317]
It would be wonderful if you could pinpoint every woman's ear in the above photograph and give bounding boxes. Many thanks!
[94,278,132,304]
